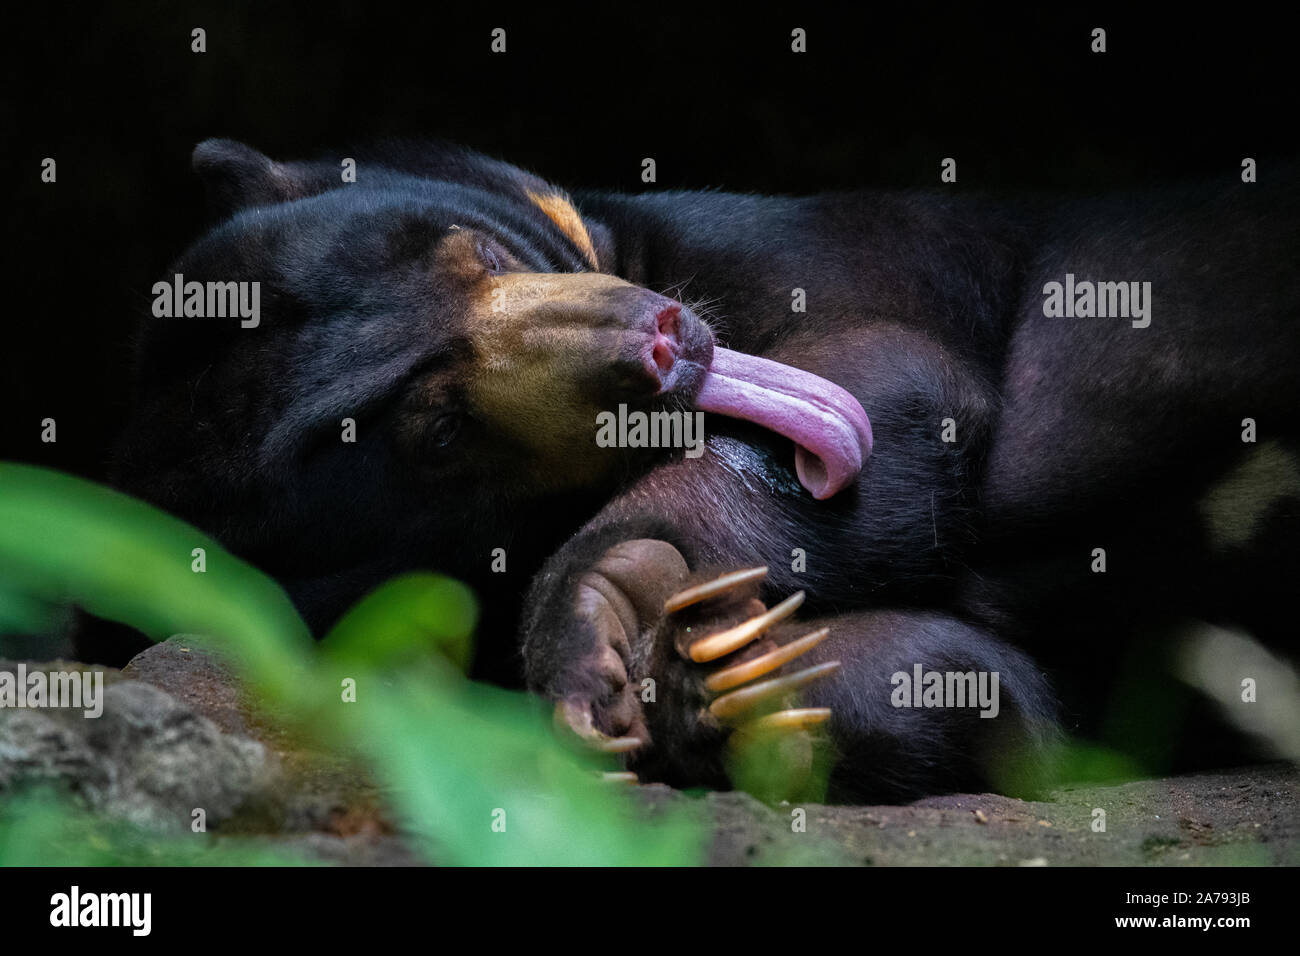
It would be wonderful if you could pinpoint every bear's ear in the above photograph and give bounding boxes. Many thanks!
[191,139,333,219]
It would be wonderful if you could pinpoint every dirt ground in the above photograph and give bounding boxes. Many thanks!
[645,762,1298,866]
[4,642,1295,865]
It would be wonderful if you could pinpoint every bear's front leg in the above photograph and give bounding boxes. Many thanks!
[518,435,807,756]
[522,536,839,788]
[662,600,1063,802]
[522,537,690,754]
[526,541,1060,799]
[624,564,1061,802]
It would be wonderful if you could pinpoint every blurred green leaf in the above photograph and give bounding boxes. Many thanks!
[0,463,311,700]
[320,572,478,671]
[0,462,703,866]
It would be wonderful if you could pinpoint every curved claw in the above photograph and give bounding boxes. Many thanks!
[705,626,831,692]
[743,707,833,733]
[708,660,842,721]
[553,700,643,754]
[599,771,640,785]
[664,566,768,614]
[682,591,806,662]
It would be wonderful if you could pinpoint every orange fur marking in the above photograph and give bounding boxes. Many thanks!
[527,190,599,269]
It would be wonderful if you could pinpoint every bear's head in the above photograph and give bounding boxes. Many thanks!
[114,140,717,624]
[114,140,870,633]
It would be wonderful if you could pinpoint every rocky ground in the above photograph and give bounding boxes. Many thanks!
[2,640,1295,866]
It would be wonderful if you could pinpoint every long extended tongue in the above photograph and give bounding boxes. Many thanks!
[694,347,873,499]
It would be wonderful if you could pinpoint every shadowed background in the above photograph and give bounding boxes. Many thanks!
[3,3,1295,478]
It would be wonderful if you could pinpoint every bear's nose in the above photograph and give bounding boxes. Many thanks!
[650,303,681,376]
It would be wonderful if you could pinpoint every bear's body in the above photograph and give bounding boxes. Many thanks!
[114,140,1300,800]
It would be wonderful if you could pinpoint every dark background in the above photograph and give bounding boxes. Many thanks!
[3,3,1296,482]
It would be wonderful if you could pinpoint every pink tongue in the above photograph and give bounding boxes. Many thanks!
[694,347,873,499]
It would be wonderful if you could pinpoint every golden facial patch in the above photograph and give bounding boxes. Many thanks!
[527,190,599,270]
[462,271,645,490]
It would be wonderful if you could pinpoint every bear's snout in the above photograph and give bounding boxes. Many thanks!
[625,293,713,399]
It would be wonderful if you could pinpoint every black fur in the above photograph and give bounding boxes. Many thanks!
[114,141,1300,800]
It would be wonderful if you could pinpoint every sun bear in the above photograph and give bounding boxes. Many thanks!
[112,139,1300,801]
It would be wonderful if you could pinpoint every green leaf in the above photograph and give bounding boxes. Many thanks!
[320,573,478,671]
[0,462,705,865]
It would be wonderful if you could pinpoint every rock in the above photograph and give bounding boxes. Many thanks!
[120,634,258,737]
[123,637,395,842]
[0,659,274,832]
